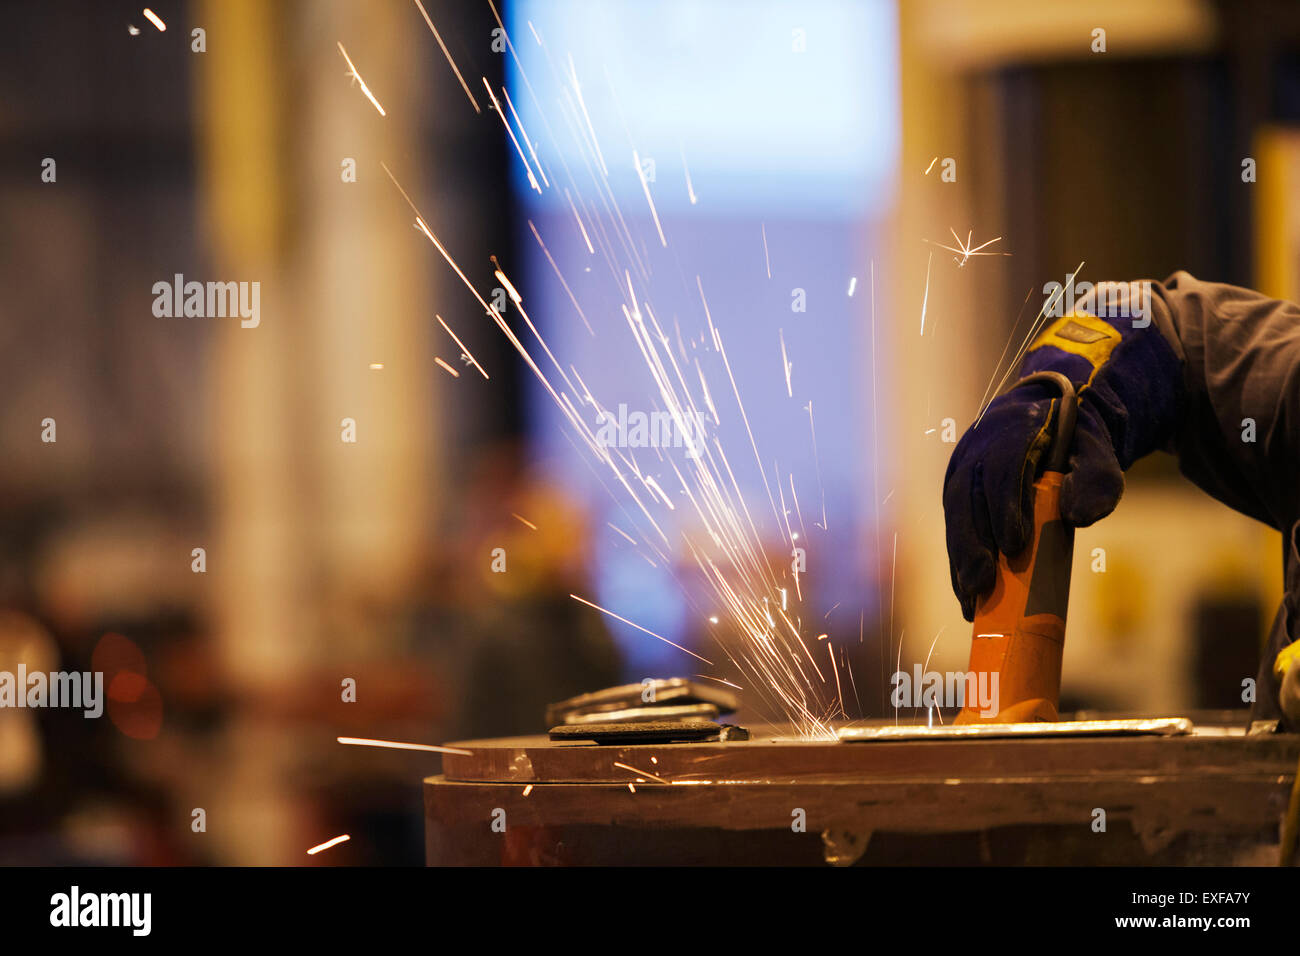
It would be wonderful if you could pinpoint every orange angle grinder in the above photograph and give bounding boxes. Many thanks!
[954,371,1078,724]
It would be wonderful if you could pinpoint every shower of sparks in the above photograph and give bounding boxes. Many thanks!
[412,0,482,113]
[142,8,165,31]
[571,594,712,665]
[435,314,489,379]
[512,512,538,531]
[924,228,1008,269]
[337,736,472,756]
[364,17,857,738]
[307,834,350,855]
[760,223,772,278]
[827,642,843,717]
[434,356,460,377]
[337,42,386,116]
[614,761,669,784]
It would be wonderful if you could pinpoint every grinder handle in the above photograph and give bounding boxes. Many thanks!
[954,372,1078,724]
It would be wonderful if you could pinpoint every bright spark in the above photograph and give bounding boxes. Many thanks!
[435,315,489,379]
[923,228,1007,268]
[780,329,793,398]
[337,42,386,116]
[511,512,538,531]
[694,673,743,690]
[434,356,460,378]
[307,834,350,855]
[483,77,541,192]
[372,53,841,739]
[615,761,669,784]
[607,522,637,545]
[337,736,472,756]
[571,594,712,664]
[493,268,523,306]
[919,250,933,335]
[412,0,482,113]
[142,8,165,31]
[633,150,667,247]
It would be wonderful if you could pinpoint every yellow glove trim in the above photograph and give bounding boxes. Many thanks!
[1275,640,1300,683]
[1025,313,1122,387]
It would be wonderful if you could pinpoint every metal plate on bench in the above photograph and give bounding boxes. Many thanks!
[837,716,1193,742]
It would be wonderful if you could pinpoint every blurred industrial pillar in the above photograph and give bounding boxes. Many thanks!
[891,1,987,678]
[196,0,437,862]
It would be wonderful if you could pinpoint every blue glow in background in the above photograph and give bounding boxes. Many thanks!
[509,0,899,677]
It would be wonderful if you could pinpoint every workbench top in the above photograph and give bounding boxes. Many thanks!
[425,713,1299,865]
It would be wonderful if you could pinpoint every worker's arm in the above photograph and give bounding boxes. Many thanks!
[944,271,1300,620]
[1146,271,1300,530]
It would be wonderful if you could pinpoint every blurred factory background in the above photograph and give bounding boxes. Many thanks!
[0,0,1297,864]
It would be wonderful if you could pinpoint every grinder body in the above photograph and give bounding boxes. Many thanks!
[955,372,1077,724]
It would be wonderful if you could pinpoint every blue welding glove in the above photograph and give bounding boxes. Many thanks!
[943,291,1184,621]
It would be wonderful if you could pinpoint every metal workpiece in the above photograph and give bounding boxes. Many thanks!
[837,716,1193,741]
[545,678,740,727]
[425,713,1300,865]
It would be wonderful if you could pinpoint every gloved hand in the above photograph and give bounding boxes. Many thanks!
[943,296,1184,621]
[943,384,1123,620]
